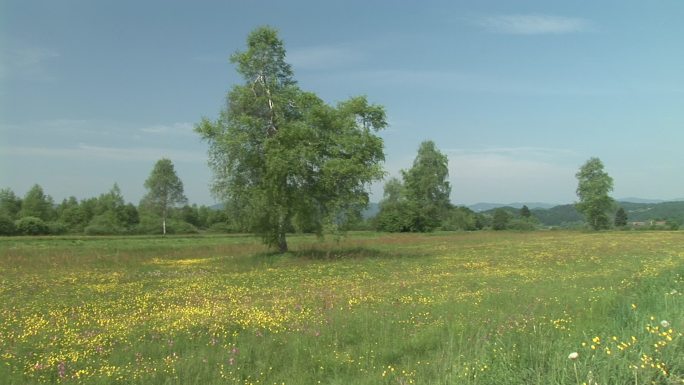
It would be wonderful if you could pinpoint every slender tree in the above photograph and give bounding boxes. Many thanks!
[375,141,451,232]
[575,157,614,230]
[614,207,628,227]
[375,178,413,232]
[19,184,53,221]
[492,208,510,230]
[141,159,187,236]
[196,26,386,252]
[520,205,531,218]
[402,140,451,232]
[0,188,22,219]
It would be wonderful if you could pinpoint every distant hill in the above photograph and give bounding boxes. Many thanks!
[618,197,666,204]
[216,199,684,226]
[468,202,558,212]
[479,200,684,227]
[531,204,584,226]
[617,201,684,223]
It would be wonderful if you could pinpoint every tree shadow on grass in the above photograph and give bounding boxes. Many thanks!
[293,246,391,260]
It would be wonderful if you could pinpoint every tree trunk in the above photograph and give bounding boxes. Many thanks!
[162,207,167,237]
[277,231,288,253]
[276,214,288,253]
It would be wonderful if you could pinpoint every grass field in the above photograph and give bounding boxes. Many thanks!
[1,231,682,384]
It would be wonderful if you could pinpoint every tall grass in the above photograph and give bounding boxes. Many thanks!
[0,231,682,384]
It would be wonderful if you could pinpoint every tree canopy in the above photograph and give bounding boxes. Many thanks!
[520,205,531,218]
[141,159,187,236]
[375,140,451,232]
[195,26,386,252]
[19,184,53,221]
[614,207,628,227]
[575,157,614,230]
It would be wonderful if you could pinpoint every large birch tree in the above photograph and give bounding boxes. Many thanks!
[196,27,386,252]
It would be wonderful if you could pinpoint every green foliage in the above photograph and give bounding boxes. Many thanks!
[46,221,68,235]
[576,157,614,230]
[141,159,187,235]
[79,185,139,235]
[19,184,53,221]
[56,197,86,232]
[614,207,628,227]
[618,201,684,225]
[0,188,22,219]
[136,215,198,235]
[84,212,126,235]
[492,208,510,230]
[401,141,451,232]
[374,178,413,232]
[122,203,140,227]
[207,222,236,233]
[375,141,451,232]
[530,204,584,227]
[440,206,480,231]
[520,205,531,218]
[196,26,385,252]
[14,216,49,235]
[179,204,201,228]
[507,218,537,231]
[0,214,16,235]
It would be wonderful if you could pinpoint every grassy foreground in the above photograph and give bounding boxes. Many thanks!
[0,231,682,384]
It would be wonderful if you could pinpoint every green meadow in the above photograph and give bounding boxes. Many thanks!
[1,231,682,384]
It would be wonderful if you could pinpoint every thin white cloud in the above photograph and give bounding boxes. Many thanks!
[445,146,580,159]
[0,41,60,80]
[448,151,577,204]
[3,144,205,163]
[376,146,581,204]
[303,68,614,96]
[288,44,364,70]
[191,53,229,63]
[476,14,591,35]
[140,122,194,135]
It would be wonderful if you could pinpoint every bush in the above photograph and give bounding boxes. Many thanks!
[374,202,416,232]
[84,213,125,235]
[440,207,478,231]
[135,215,199,235]
[47,221,69,235]
[15,216,50,235]
[492,209,511,231]
[166,219,199,234]
[0,215,16,235]
[207,222,235,234]
[507,218,537,231]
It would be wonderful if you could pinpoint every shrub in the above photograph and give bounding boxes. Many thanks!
[440,207,478,231]
[207,222,235,234]
[0,215,16,235]
[135,215,199,235]
[15,216,50,235]
[84,213,125,235]
[507,218,537,231]
[492,209,510,231]
[166,219,199,234]
[47,221,69,235]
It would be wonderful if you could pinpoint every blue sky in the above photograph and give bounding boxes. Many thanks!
[1,0,683,206]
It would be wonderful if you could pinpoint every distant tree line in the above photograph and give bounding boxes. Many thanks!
[0,159,240,236]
